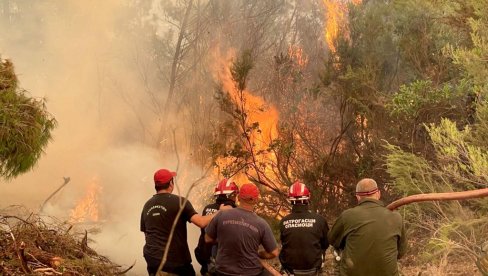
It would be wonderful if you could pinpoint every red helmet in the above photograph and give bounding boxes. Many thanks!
[214,178,239,196]
[288,181,310,201]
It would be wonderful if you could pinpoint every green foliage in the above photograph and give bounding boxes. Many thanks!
[230,50,254,92]
[450,0,488,97]
[387,117,488,262]
[0,59,57,179]
[385,143,433,194]
[385,2,488,266]
[471,103,488,146]
[388,80,463,119]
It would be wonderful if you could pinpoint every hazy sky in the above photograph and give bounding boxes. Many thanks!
[0,1,209,274]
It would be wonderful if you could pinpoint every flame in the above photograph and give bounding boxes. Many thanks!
[69,177,102,223]
[323,0,362,53]
[212,49,279,183]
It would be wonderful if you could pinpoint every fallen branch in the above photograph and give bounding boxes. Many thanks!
[40,177,71,213]
[33,267,63,275]
[0,261,12,276]
[26,250,63,268]
[387,188,488,210]
[115,260,136,275]
[1,211,124,274]
[15,240,30,274]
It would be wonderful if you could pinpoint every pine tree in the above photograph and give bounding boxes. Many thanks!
[0,58,57,179]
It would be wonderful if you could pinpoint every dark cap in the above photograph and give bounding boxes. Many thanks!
[238,183,260,200]
[154,169,176,184]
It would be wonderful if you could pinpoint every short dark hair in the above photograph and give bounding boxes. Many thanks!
[155,178,173,191]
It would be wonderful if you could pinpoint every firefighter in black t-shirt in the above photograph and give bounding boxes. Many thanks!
[195,178,239,275]
[279,181,329,276]
[140,168,231,276]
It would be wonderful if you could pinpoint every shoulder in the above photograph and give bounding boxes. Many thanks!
[280,213,293,222]
[204,203,219,211]
[255,214,272,228]
[389,210,403,221]
[310,212,328,223]
[205,203,218,208]
[142,196,154,206]
[340,207,356,217]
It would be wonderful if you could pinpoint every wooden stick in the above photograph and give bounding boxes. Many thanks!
[259,259,281,276]
[40,177,71,213]
[387,188,488,210]
[17,241,31,274]
[115,260,136,275]
[33,267,62,275]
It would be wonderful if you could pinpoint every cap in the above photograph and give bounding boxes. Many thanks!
[154,169,177,184]
[238,183,260,200]
[355,178,378,196]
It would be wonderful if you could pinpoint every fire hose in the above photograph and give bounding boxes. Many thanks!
[387,188,488,275]
[386,188,488,210]
[264,188,488,275]
[331,188,488,274]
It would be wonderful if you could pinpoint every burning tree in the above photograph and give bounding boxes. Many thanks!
[210,46,362,216]
[210,49,288,215]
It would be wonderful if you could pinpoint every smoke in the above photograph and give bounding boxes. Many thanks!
[0,1,210,274]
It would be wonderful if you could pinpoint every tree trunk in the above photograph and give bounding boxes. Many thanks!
[158,0,194,144]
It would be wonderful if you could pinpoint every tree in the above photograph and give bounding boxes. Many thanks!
[386,0,488,269]
[0,58,57,179]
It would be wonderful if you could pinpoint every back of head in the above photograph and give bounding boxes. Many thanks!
[238,183,260,205]
[214,178,239,198]
[153,168,176,191]
[288,181,310,205]
[355,178,379,198]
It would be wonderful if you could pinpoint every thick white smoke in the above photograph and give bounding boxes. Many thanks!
[0,1,212,274]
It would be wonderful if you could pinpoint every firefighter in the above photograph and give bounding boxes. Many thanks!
[279,181,329,276]
[195,178,239,275]
[140,168,231,276]
[205,183,279,276]
[328,178,407,276]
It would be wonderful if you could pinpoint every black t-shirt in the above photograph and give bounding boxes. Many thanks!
[140,193,198,267]
[195,202,220,265]
[279,205,329,270]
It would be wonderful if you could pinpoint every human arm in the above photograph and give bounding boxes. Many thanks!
[397,218,407,259]
[204,233,216,243]
[204,210,220,243]
[191,213,215,228]
[327,214,345,250]
[321,218,330,251]
[259,221,279,259]
[140,209,145,232]
[191,203,232,228]
[258,248,279,259]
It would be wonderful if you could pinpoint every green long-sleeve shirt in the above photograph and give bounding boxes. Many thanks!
[328,198,407,276]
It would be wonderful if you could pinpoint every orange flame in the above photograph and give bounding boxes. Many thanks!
[212,49,279,183]
[323,0,362,53]
[69,177,102,223]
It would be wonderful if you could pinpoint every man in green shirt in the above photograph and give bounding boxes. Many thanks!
[328,178,407,276]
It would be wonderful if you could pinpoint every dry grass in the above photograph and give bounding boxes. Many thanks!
[0,206,131,275]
